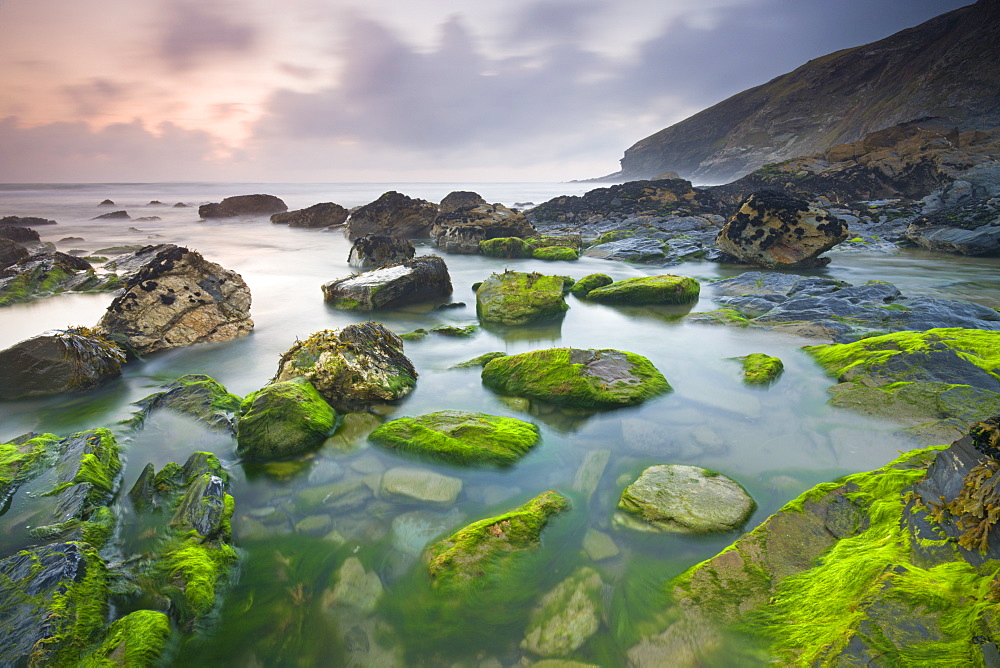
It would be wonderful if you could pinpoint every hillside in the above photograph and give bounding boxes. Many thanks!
[610,0,1000,184]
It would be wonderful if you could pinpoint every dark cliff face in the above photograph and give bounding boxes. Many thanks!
[615,0,1000,184]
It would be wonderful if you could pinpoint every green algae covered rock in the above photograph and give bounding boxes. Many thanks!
[584,274,700,305]
[84,609,171,667]
[482,347,670,409]
[236,378,336,461]
[426,490,568,590]
[0,327,126,400]
[0,431,60,500]
[569,273,613,298]
[532,246,579,261]
[475,270,569,325]
[521,566,604,657]
[369,410,539,465]
[127,373,243,432]
[740,353,783,385]
[451,351,507,368]
[479,236,533,258]
[616,465,755,534]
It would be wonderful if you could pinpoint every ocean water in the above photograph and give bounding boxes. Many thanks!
[1,182,998,665]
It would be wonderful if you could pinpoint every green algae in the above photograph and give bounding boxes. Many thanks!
[481,347,671,409]
[368,410,540,465]
[400,328,429,341]
[429,324,478,337]
[83,610,171,667]
[740,353,784,385]
[475,270,569,325]
[125,373,243,431]
[569,273,613,298]
[479,237,533,258]
[451,351,507,368]
[0,432,60,498]
[236,378,336,461]
[161,539,239,622]
[532,246,579,261]
[584,274,700,305]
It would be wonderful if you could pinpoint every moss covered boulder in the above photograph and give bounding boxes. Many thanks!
[616,465,755,534]
[482,347,671,409]
[127,373,243,432]
[426,490,569,590]
[740,353,783,385]
[475,270,569,325]
[236,378,336,461]
[322,255,453,310]
[584,274,700,305]
[369,410,539,465]
[273,322,417,411]
[479,236,533,258]
[569,273,613,298]
[532,246,579,261]
[0,251,118,306]
[0,327,126,400]
[521,566,604,657]
[85,609,171,667]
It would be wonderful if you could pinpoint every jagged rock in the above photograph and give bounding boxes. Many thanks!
[0,238,29,269]
[127,373,243,431]
[529,179,721,226]
[345,191,438,240]
[905,196,1000,254]
[0,432,60,502]
[585,274,700,305]
[0,327,126,400]
[323,255,452,310]
[102,243,178,280]
[0,252,117,306]
[521,567,603,657]
[347,235,415,268]
[716,191,847,268]
[439,191,487,213]
[0,225,41,243]
[432,203,537,253]
[615,465,756,533]
[481,348,671,409]
[273,322,417,411]
[236,378,336,460]
[199,194,287,218]
[0,215,57,227]
[270,202,349,228]
[92,210,130,220]
[96,245,253,355]
[475,271,569,325]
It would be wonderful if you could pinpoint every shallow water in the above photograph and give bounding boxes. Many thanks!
[1,183,998,665]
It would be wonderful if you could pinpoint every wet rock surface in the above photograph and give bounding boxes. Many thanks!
[475,270,569,325]
[345,190,438,240]
[199,194,288,218]
[347,234,415,269]
[0,327,126,400]
[0,215,57,228]
[0,251,118,306]
[323,255,453,310]
[270,201,348,228]
[128,373,243,432]
[432,202,537,253]
[237,378,336,460]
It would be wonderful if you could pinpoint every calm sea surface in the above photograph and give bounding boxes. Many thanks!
[1,182,999,665]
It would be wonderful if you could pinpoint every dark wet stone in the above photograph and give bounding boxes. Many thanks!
[0,328,125,400]
[323,255,453,310]
[347,234,415,269]
[270,202,348,228]
[199,194,287,218]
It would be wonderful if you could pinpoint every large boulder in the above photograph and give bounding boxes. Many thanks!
[0,215,57,228]
[0,238,29,270]
[103,243,178,280]
[521,567,604,657]
[905,198,1000,255]
[585,274,700,305]
[615,464,756,533]
[0,225,41,243]
[482,347,671,409]
[96,245,253,355]
[345,191,438,240]
[272,322,417,411]
[439,191,487,213]
[323,255,452,310]
[716,191,847,268]
[199,194,287,218]
[270,202,348,228]
[0,327,126,400]
[369,410,540,465]
[126,373,243,432]
[432,203,537,253]
[0,252,117,306]
[475,271,569,325]
[236,378,336,460]
[347,234,415,269]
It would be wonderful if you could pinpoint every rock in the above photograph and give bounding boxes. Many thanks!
[569,273,613,298]
[270,202,349,228]
[92,210,130,220]
[102,243,177,279]
[296,514,333,535]
[0,432,60,501]
[740,353,783,385]
[428,324,476,337]
[323,255,452,310]
[127,373,242,431]
[615,465,755,533]
[450,351,507,368]
[571,449,611,501]
[327,557,384,613]
[199,194,288,218]
[481,348,671,409]
[584,274,700,305]
[369,410,539,465]
[173,202,188,208]
[236,378,337,460]
[345,191,438,240]
[87,609,171,667]
[521,567,603,657]
[532,246,579,261]
[475,271,569,325]
[439,191,487,213]
[432,203,537,253]
[716,191,847,268]
[529,179,721,226]
[273,322,417,411]
[0,327,126,400]
[0,215,57,227]
[0,252,116,306]
[0,238,29,270]
[426,490,569,590]
[96,245,253,355]
[478,236,534,258]
[0,225,41,242]
[905,196,1000,254]
[380,467,463,504]
[0,542,110,666]
[99,199,115,206]
[582,529,620,561]
[347,234,415,269]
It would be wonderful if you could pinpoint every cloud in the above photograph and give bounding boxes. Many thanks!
[156,0,258,71]
[505,0,606,44]
[61,78,129,118]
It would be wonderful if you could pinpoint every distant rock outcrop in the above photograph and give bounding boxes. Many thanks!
[270,202,349,228]
[345,191,438,240]
[432,203,537,253]
[0,215,57,227]
[439,191,487,213]
[199,194,288,219]
[611,0,1000,183]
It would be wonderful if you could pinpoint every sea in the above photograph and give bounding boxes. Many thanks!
[1,181,999,665]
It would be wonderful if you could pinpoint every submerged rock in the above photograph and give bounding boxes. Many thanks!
[93,210,130,220]
[236,378,336,460]
[585,274,700,305]
[432,203,537,253]
[127,373,242,432]
[0,327,126,400]
[347,234,415,269]
[323,255,453,310]
[740,353,783,385]
[0,215,57,228]
[380,467,463,504]
[273,322,417,411]
[199,194,288,218]
[0,238,29,269]
[345,191,438,240]
[716,191,847,268]
[482,347,671,409]
[569,273,613,298]
[96,245,253,355]
[87,609,172,667]
[615,464,755,534]
[521,567,604,657]
[475,271,569,325]
[369,410,540,465]
[270,202,348,228]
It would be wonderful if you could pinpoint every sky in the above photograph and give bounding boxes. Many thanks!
[0,0,971,183]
